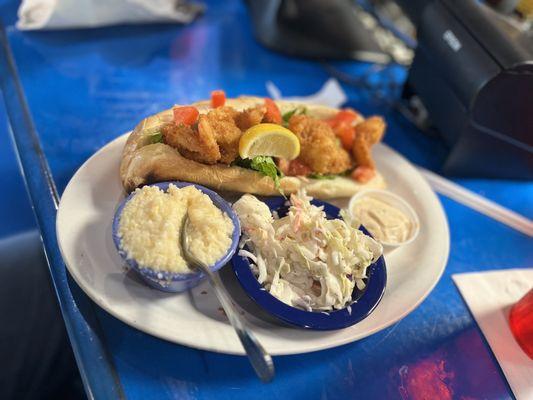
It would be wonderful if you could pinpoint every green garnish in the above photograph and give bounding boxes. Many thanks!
[149,132,163,144]
[308,173,336,180]
[234,156,284,189]
[282,106,307,124]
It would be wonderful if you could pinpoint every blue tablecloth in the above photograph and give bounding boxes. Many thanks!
[1,0,531,398]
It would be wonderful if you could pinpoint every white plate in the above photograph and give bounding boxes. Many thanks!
[57,134,449,355]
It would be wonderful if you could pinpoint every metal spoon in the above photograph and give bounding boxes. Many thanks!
[181,214,275,383]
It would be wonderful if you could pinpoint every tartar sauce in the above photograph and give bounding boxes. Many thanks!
[351,197,413,244]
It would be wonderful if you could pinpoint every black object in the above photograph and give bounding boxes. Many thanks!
[397,0,533,179]
[245,0,390,63]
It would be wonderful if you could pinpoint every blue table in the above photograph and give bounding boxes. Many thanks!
[1,1,531,398]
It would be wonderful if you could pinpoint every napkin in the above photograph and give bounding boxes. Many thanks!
[453,269,533,400]
[266,78,348,109]
[17,0,203,30]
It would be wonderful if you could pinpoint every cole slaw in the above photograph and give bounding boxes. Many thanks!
[233,191,383,311]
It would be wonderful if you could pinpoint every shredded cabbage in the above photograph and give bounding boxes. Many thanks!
[233,190,383,311]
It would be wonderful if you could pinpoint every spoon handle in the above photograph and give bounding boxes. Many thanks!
[200,264,275,383]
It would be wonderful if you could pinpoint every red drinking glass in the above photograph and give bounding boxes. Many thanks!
[509,288,533,359]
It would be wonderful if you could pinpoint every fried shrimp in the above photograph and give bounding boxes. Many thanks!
[162,107,242,165]
[288,115,352,174]
[161,122,221,164]
[162,102,383,179]
[352,116,386,169]
[199,107,243,164]
[235,105,265,131]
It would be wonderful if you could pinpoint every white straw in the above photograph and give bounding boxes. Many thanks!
[419,168,533,237]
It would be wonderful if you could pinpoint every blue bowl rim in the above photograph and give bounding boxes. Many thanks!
[112,181,241,282]
[231,197,387,330]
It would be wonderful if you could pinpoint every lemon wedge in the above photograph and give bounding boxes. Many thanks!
[239,123,300,160]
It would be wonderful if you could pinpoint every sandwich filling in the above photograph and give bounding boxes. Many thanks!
[151,91,385,184]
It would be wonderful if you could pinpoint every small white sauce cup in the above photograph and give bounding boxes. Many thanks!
[348,189,420,249]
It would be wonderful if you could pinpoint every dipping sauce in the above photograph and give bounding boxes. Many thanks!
[118,184,233,273]
[351,196,414,244]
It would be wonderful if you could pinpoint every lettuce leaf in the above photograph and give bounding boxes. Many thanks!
[149,132,163,144]
[234,156,284,189]
[282,106,307,124]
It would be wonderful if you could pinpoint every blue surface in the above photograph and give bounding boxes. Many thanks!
[0,0,18,27]
[0,24,124,399]
[113,181,241,293]
[0,0,531,399]
[0,92,35,238]
[232,197,387,330]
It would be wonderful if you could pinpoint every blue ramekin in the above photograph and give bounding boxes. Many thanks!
[113,181,241,292]
[231,197,387,330]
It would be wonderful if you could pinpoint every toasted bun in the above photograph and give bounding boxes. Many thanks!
[120,97,385,199]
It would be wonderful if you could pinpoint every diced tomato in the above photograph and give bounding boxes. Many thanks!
[211,90,226,108]
[264,98,282,124]
[326,108,359,151]
[327,108,360,150]
[337,109,359,123]
[287,159,312,176]
[336,123,356,151]
[173,106,199,126]
[326,108,359,129]
[351,166,376,183]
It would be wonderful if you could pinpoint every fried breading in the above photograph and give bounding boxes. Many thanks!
[352,116,386,169]
[162,107,243,165]
[199,107,242,164]
[161,122,221,164]
[235,105,265,131]
[289,115,352,174]
[163,105,377,172]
